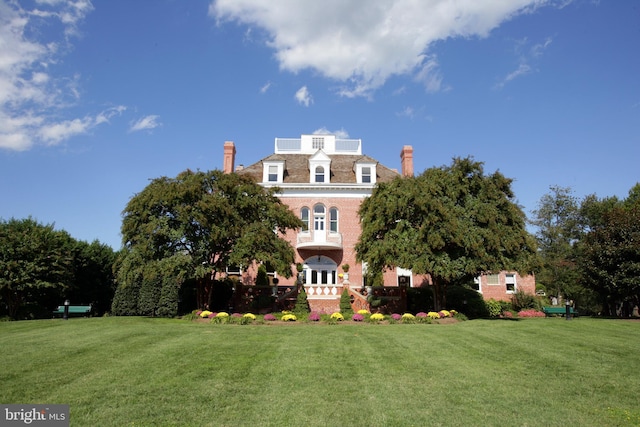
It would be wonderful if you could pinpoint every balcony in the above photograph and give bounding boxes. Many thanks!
[297,231,343,250]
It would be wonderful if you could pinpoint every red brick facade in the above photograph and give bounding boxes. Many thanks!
[227,135,535,312]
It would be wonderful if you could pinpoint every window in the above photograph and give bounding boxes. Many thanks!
[312,137,324,150]
[300,207,310,231]
[487,274,500,285]
[315,166,325,183]
[314,204,325,231]
[329,207,338,232]
[472,277,481,292]
[506,274,516,293]
[362,166,371,183]
[268,165,278,182]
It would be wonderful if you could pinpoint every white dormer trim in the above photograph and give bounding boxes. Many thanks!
[355,161,377,184]
[309,150,331,184]
[262,160,285,184]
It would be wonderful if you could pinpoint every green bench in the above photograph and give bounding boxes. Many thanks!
[543,306,577,317]
[53,304,92,317]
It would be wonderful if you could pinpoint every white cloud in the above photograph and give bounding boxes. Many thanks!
[0,0,97,151]
[129,115,162,133]
[259,81,272,94]
[210,0,566,97]
[294,86,313,107]
[494,35,552,89]
[313,127,349,139]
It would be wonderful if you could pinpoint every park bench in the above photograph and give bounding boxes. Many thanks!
[542,306,577,317]
[53,304,92,317]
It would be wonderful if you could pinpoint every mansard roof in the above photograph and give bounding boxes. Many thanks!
[238,153,399,184]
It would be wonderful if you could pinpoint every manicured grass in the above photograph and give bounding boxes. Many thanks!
[1,317,639,426]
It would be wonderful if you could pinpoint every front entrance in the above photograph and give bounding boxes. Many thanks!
[303,256,337,285]
[302,256,341,312]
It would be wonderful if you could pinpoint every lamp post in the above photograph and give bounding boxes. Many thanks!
[63,299,70,320]
[565,299,571,320]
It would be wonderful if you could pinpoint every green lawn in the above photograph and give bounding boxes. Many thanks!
[1,317,639,427]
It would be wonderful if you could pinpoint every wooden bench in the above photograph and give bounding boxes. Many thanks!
[543,306,577,317]
[53,304,92,317]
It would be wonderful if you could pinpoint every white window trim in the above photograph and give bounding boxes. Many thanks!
[262,161,285,184]
[355,162,377,184]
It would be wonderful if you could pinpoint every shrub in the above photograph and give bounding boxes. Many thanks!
[339,288,353,315]
[518,309,545,318]
[511,290,537,312]
[294,287,310,315]
[486,299,503,318]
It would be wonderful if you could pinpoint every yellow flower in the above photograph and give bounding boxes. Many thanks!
[243,313,256,320]
[357,309,370,315]
[330,312,344,321]
[427,311,440,319]
[216,312,229,318]
[370,313,385,321]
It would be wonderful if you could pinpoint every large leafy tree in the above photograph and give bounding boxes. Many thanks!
[530,186,583,300]
[578,186,640,316]
[356,157,536,310]
[114,169,302,314]
[0,218,74,319]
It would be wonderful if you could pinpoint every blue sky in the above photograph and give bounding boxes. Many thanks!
[1,0,638,249]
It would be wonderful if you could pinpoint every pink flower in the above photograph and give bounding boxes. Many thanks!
[309,312,321,321]
[416,312,427,318]
[391,313,402,320]
[352,313,364,322]
[264,314,276,321]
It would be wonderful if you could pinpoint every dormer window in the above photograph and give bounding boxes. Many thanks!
[308,150,331,184]
[362,166,371,183]
[262,160,285,184]
[355,162,376,184]
[268,165,278,182]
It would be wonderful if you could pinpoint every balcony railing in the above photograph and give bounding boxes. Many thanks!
[296,231,343,250]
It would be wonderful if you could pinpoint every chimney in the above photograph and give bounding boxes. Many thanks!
[400,145,414,177]
[223,141,236,174]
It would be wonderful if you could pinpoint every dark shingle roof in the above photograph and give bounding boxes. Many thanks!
[238,153,399,184]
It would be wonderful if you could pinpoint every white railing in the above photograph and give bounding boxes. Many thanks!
[275,138,301,151]
[304,284,343,299]
[335,139,361,153]
[297,231,342,247]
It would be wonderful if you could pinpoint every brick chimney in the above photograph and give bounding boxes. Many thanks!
[223,141,236,174]
[400,145,414,177]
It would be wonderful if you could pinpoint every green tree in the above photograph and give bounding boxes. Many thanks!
[114,170,302,315]
[530,186,583,300]
[356,157,536,310]
[578,186,640,316]
[0,218,74,319]
[69,240,117,316]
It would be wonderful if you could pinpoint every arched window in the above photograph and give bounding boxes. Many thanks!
[313,204,325,231]
[315,166,325,183]
[300,207,310,231]
[329,207,338,232]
